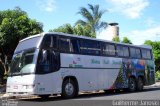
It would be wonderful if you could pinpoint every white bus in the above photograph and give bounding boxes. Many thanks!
[6,32,155,98]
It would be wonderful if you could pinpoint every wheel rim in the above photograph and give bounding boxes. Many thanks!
[65,83,74,96]
[130,79,135,91]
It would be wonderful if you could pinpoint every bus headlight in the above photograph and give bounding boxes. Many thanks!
[23,84,35,89]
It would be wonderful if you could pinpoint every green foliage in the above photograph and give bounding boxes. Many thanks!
[49,23,96,38]
[0,7,43,56]
[76,4,107,36]
[144,40,160,71]
[156,71,160,81]
[112,36,132,44]
[49,24,74,34]
[122,37,132,44]
[112,36,120,42]
[50,4,107,38]
[0,7,43,83]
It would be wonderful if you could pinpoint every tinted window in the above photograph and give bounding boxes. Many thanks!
[36,49,59,74]
[142,49,151,59]
[136,48,141,58]
[59,37,70,52]
[130,47,141,58]
[117,45,129,57]
[42,35,51,48]
[70,39,80,53]
[123,47,129,57]
[51,36,57,50]
[80,40,100,55]
[102,43,116,56]
[130,48,135,58]
[42,35,57,50]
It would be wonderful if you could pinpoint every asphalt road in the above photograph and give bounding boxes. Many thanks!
[1,86,160,106]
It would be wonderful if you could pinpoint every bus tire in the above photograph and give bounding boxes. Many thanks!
[136,77,144,91]
[62,79,77,98]
[128,77,136,92]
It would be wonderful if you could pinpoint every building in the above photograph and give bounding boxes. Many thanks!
[108,22,119,38]
[97,22,119,41]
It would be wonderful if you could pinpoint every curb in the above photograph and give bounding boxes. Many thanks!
[150,82,160,87]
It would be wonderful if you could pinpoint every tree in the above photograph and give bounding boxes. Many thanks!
[76,4,107,36]
[112,36,120,42]
[122,37,132,44]
[144,40,160,71]
[49,24,74,34]
[112,36,132,44]
[49,23,95,38]
[74,24,95,38]
[0,7,43,83]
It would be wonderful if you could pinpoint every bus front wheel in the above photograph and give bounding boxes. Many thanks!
[62,79,77,98]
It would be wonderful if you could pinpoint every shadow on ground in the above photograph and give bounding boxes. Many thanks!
[18,86,160,102]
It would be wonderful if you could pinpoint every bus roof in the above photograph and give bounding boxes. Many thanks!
[19,33,44,42]
[19,32,152,49]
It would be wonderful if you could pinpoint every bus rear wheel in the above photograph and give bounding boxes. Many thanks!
[62,79,77,98]
[136,77,144,91]
[128,77,136,92]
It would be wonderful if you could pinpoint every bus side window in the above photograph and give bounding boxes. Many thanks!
[130,48,136,58]
[136,48,141,58]
[130,47,141,59]
[117,45,123,57]
[141,49,151,59]
[59,37,70,52]
[117,45,129,57]
[37,49,51,73]
[50,36,57,50]
[146,50,151,59]
[42,35,51,49]
[80,40,100,55]
[123,47,129,57]
[41,35,57,50]
[70,39,80,53]
[102,43,116,56]
[37,49,59,74]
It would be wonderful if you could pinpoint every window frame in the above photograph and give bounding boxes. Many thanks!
[101,42,116,56]
[116,45,129,58]
[129,47,142,59]
[69,37,80,54]
[79,39,101,55]
[59,36,71,53]
[41,34,58,51]
[41,34,153,60]
[141,48,152,60]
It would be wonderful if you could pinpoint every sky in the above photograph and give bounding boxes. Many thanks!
[0,0,160,45]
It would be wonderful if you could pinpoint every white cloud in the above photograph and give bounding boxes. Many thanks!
[106,0,149,19]
[144,18,157,27]
[36,0,56,12]
[122,26,160,44]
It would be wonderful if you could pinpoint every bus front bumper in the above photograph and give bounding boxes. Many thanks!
[3,92,37,99]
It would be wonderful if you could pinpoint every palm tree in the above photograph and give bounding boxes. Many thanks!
[76,4,107,36]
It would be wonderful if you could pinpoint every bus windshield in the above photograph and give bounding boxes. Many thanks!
[10,48,36,76]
